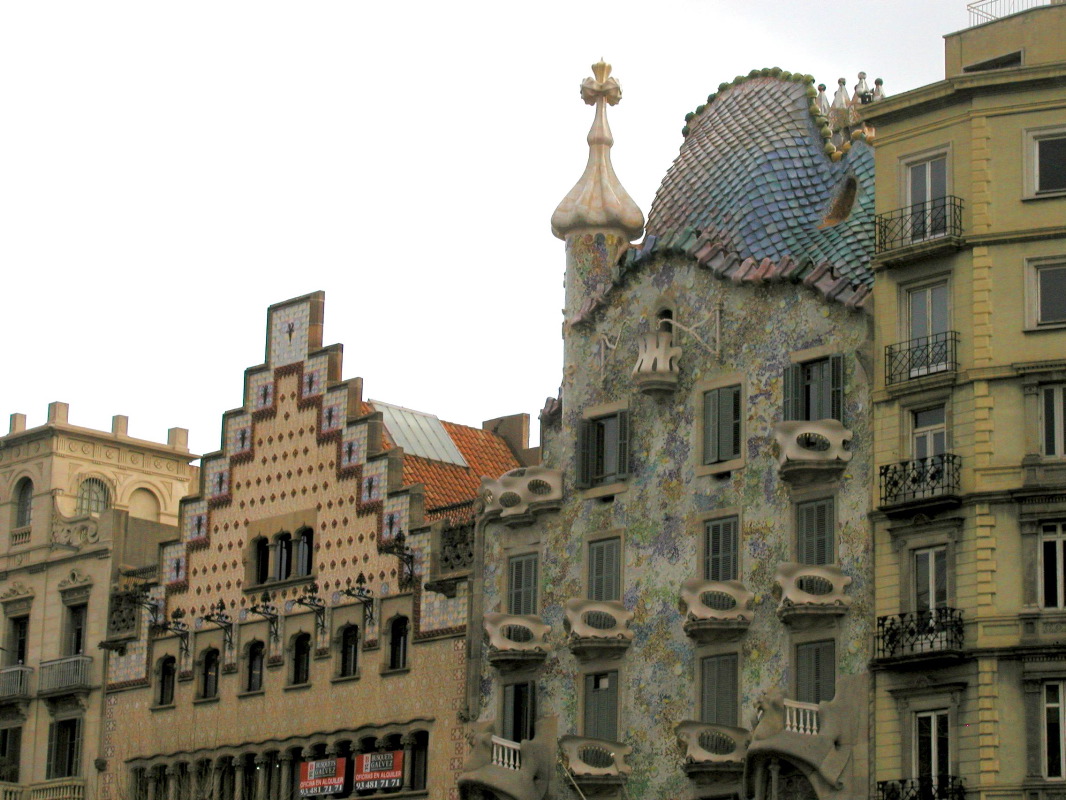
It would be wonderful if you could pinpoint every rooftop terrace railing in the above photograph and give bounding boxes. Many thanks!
[968,0,1058,25]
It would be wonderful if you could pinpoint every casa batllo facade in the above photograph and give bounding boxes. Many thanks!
[461,61,882,800]
[102,293,523,800]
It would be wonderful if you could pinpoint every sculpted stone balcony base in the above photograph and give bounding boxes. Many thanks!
[558,736,632,796]
[675,721,749,786]
[563,600,634,662]
[632,331,682,394]
[484,613,551,672]
[773,419,852,486]
[480,468,563,527]
[679,578,754,644]
[459,720,555,800]
[775,563,852,628]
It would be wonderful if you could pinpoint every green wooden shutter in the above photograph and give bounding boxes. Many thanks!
[589,539,620,602]
[701,654,738,725]
[798,499,834,566]
[584,672,618,741]
[830,354,844,422]
[705,518,738,581]
[46,722,56,780]
[71,718,82,778]
[502,683,515,741]
[576,419,593,489]
[725,385,742,460]
[703,390,719,465]
[797,641,835,703]
[783,364,802,421]
[818,641,836,702]
[614,411,630,481]
[508,554,538,615]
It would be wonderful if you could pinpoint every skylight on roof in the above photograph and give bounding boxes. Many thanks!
[370,401,468,467]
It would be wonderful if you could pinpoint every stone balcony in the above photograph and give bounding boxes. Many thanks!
[563,600,634,661]
[774,563,852,628]
[631,331,682,394]
[484,613,552,672]
[38,655,92,697]
[458,721,555,800]
[28,780,86,800]
[0,666,32,702]
[679,578,754,643]
[480,467,563,527]
[675,722,749,787]
[558,736,632,796]
[772,419,852,486]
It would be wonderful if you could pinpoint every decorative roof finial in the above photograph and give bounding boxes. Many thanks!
[551,60,644,242]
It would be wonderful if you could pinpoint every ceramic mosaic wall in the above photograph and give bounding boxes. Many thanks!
[475,250,873,798]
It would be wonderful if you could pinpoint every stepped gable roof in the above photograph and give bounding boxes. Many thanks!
[371,401,521,523]
[642,70,875,306]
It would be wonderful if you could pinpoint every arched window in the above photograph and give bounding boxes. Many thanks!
[388,617,409,671]
[246,641,265,692]
[253,538,271,585]
[14,479,32,528]
[295,528,314,577]
[292,633,311,685]
[275,533,293,581]
[339,625,359,678]
[76,478,110,515]
[657,307,674,335]
[201,649,220,698]
[158,656,176,706]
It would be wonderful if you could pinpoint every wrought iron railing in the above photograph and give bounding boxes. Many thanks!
[38,655,92,694]
[877,609,965,659]
[886,332,959,384]
[877,775,966,800]
[968,0,1053,25]
[0,666,32,699]
[880,454,961,507]
[875,196,964,254]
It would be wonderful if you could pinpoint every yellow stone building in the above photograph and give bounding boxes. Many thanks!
[100,292,525,800]
[0,403,195,798]
[865,4,1066,799]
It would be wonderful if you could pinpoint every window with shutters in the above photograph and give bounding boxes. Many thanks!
[46,717,81,779]
[246,641,265,692]
[577,411,630,490]
[797,498,835,565]
[701,654,739,725]
[0,726,20,782]
[7,617,28,666]
[588,538,621,602]
[915,709,950,780]
[502,681,536,743]
[703,385,742,467]
[339,625,359,678]
[1046,682,1066,778]
[1044,385,1066,456]
[783,356,844,423]
[508,554,538,615]
[584,671,618,741]
[704,516,739,582]
[1041,522,1066,609]
[200,649,220,699]
[157,656,176,706]
[65,603,87,656]
[388,616,409,671]
[795,640,835,704]
[291,633,311,685]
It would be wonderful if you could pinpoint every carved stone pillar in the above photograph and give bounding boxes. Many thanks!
[1023,381,1042,459]
[400,734,415,790]
[233,757,245,800]
[255,755,269,800]
[147,770,160,800]
[769,757,780,799]
[278,753,293,800]
[211,763,224,800]
[166,765,180,800]
[375,736,389,752]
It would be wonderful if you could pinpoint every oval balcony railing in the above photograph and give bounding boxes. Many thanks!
[775,563,852,625]
[483,613,551,670]
[876,608,965,661]
[675,721,750,768]
[38,655,92,695]
[632,331,682,394]
[773,419,853,485]
[479,467,563,527]
[679,578,754,643]
[563,599,634,661]
[559,735,632,784]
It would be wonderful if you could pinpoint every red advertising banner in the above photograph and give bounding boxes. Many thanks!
[354,750,404,791]
[299,758,347,797]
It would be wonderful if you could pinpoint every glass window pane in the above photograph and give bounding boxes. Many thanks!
[930,284,949,334]
[910,289,929,340]
[1045,540,1061,608]
[1039,266,1066,324]
[929,157,947,200]
[1039,138,1066,193]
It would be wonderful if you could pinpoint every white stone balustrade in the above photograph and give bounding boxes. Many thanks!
[490,736,522,771]
[0,783,21,800]
[479,467,563,527]
[632,331,682,393]
[38,655,92,695]
[775,562,852,625]
[772,419,853,485]
[783,699,821,735]
[679,578,754,643]
[558,736,632,779]
[29,780,86,800]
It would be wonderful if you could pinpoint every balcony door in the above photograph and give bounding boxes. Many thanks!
[914,547,948,652]
[915,710,950,786]
[908,283,949,376]
[909,156,948,241]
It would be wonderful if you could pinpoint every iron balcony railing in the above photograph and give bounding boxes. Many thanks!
[877,609,965,659]
[875,196,964,254]
[877,775,966,800]
[886,332,959,385]
[38,655,92,695]
[880,454,961,508]
[0,665,32,700]
[968,0,1053,25]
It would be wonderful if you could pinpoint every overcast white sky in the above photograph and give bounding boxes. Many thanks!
[1,1,975,458]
